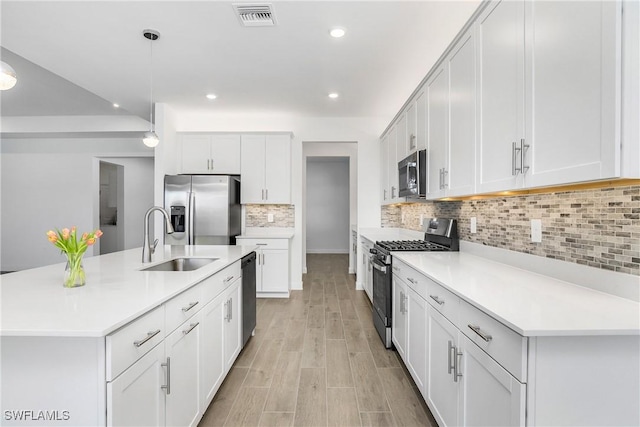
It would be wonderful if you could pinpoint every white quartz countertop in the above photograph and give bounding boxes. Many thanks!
[360,227,424,244]
[0,245,256,338]
[237,227,294,239]
[393,252,640,337]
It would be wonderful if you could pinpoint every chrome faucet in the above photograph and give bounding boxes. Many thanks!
[142,206,175,263]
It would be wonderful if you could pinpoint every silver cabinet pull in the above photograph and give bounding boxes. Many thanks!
[224,300,229,321]
[229,298,233,320]
[391,186,396,199]
[261,189,265,200]
[442,169,448,189]
[133,329,161,347]
[520,139,530,174]
[256,243,268,246]
[430,295,445,305]
[392,266,400,272]
[468,324,493,342]
[182,322,199,336]
[512,141,518,176]
[406,277,417,285]
[161,357,171,394]
[207,159,210,170]
[448,340,455,374]
[265,188,268,200]
[400,291,405,314]
[410,134,416,150]
[223,275,234,284]
[182,301,199,312]
[453,347,463,383]
[383,189,387,200]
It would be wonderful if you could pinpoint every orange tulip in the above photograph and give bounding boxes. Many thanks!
[46,230,58,243]
[94,229,103,238]
[87,238,96,246]
[62,228,70,240]
[81,232,89,241]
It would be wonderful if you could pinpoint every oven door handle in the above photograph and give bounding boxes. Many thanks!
[372,262,387,274]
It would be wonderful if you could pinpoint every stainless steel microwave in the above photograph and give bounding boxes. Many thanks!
[398,149,427,198]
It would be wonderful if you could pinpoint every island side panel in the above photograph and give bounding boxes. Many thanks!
[1,336,106,426]
[527,335,640,426]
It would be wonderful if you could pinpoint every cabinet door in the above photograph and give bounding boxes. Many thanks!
[224,280,242,369]
[458,333,526,427]
[447,29,476,197]
[210,135,241,175]
[525,1,621,187]
[107,343,166,427]
[200,296,225,409]
[407,287,428,395]
[476,0,525,193]
[416,90,427,152]
[387,125,399,201]
[427,306,459,427]
[261,249,289,293]
[264,135,291,204]
[181,135,211,174]
[426,65,449,199]
[380,134,390,203]
[391,276,408,361]
[165,316,202,427]
[407,102,417,153]
[240,135,266,204]
[396,112,408,161]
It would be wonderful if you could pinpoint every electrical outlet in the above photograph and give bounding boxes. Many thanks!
[419,214,424,226]
[470,217,477,234]
[531,219,542,243]
[267,213,274,223]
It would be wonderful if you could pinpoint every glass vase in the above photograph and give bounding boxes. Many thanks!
[64,253,86,288]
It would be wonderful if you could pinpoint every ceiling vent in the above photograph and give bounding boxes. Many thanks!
[233,3,276,27]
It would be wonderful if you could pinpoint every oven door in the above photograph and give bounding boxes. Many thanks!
[371,257,391,326]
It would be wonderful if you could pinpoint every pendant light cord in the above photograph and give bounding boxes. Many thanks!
[149,34,154,132]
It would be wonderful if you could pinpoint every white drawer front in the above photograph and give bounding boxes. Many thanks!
[459,299,528,382]
[236,238,288,250]
[392,259,430,298]
[106,305,164,381]
[201,261,242,304]
[165,281,204,335]
[425,278,460,326]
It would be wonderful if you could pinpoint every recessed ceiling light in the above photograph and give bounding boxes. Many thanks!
[206,93,217,100]
[328,93,339,99]
[113,103,119,108]
[330,28,346,38]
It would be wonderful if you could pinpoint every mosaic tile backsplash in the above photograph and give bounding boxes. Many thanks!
[245,204,295,228]
[382,186,640,275]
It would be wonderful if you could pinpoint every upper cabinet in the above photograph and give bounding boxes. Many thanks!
[380,0,633,202]
[179,134,241,175]
[240,134,291,204]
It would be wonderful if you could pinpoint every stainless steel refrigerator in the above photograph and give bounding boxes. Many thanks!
[164,175,241,245]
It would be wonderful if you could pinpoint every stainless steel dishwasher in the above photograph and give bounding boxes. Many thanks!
[241,252,257,346]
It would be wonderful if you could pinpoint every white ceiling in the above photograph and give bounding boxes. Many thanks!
[0,1,480,123]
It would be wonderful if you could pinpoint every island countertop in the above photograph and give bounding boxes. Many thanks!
[0,245,256,338]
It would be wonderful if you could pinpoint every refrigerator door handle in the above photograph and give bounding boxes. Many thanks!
[188,192,196,245]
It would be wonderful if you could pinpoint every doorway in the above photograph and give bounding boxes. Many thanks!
[306,157,350,254]
[99,161,125,254]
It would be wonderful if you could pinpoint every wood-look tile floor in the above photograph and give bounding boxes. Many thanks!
[199,254,437,427]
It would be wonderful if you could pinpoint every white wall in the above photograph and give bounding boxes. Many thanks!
[306,158,350,254]
[0,138,152,271]
[155,110,385,290]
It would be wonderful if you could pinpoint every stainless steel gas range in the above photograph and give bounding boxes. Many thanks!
[370,218,459,348]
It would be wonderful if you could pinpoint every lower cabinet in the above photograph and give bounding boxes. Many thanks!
[223,279,242,368]
[236,237,290,297]
[406,286,428,394]
[391,275,408,360]
[361,238,374,302]
[199,294,225,410]
[107,344,167,427]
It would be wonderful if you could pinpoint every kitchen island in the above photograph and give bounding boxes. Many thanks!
[1,245,256,426]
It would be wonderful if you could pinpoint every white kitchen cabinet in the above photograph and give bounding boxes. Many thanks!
[524,1,621,187]
[458,333,526,426]
[427,306,461,427]
[391,274,408,361]
[240,134,291,204]
[223,278,242,368]
[406,286,428,394]
[360,237,374,302]
[476,0,525,194]
[236,237,290,297]
[406,102,417,154]
[396,112,408,162]
[351,229,358,276]
[107,343,166,427]
[426,64,449,199]
[387,126,399,202]
[180,134,241,175]
[165,315,202,427]
[415,90,427,152]
[380,134,390,203]
[199,295,225,410]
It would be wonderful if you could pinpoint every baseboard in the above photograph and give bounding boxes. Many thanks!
[306,249,350,254]
[290,280,303,290]
[355,279,364,291]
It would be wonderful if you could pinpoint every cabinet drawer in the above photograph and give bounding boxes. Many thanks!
[236,238,288,250]
[201,261,242,304]
[425,278,460,326]
[165,282,204,335]
[459,299,528,382]
[392,259,430,301]
[106,305,164,381]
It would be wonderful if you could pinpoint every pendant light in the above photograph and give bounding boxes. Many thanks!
[0,61,17,90]
[142,29,160,148]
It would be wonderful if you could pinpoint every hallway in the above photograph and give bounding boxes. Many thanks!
[199,254,435,426]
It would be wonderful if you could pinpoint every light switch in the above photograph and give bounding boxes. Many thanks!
[470,217,477,234]
[267,213,274,223]
[531,219,542,243]
[419,214,424,226]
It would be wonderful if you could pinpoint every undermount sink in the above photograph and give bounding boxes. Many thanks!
[140,257,218,272]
